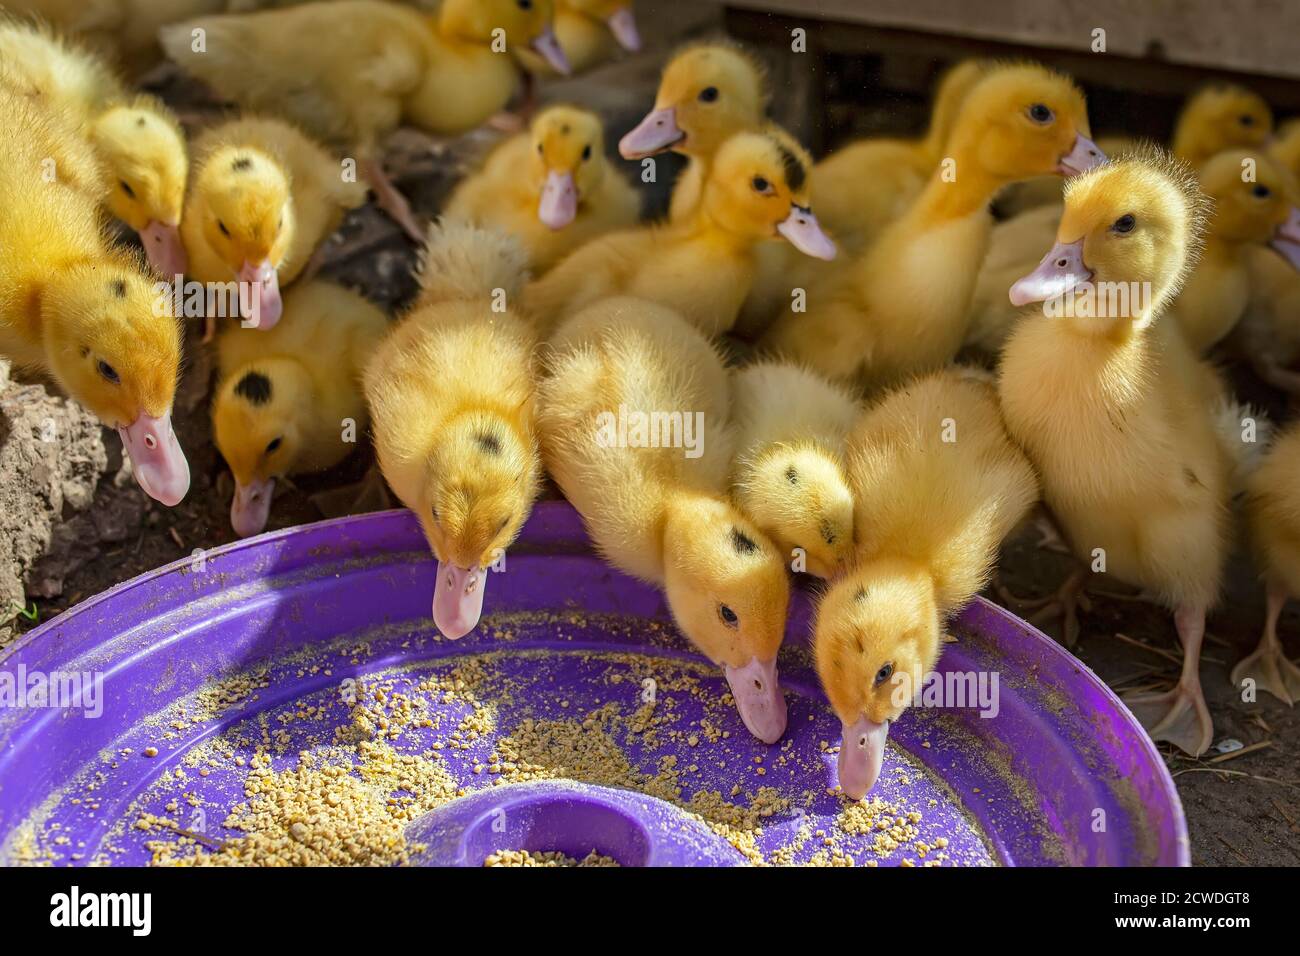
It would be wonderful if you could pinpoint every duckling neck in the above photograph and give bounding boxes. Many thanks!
[687,207,763,257]
[911,161,1004,222]
[656,487,721,582]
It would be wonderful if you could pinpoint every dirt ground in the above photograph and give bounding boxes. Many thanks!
[3,8,1299,867]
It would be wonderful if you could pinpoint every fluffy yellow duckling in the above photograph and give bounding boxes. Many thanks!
[730,361,859,579]
[1172,83,1273,169]
[213,281,388,537]
[997,149,1253,756]
[0,19,189,275]
[516,0,640,75]
[1235,423,1300,704]
[161,0,570,241]
[444,104,640,274]
[364,221,542,640]
[762,63,1103,390]
[182,116,369,333]
[0,86,188,506]
[525,126,835,337]
[538,296,791,742]
[815,369,1037,798]
[619,42,768,222]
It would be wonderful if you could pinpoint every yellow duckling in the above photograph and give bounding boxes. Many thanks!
[1235,423,1300,704]
[998,149,1251,756]
[762,63,1103,390]
[444,104,640,274]
[364,221,542,640]
[0,18,189,275]
[538,296,791,742]
[182,116,369,333]
[162,0,569,241]
[618,41,768,222]
[816,370,1038,798]
[0,86,188,506]
[525,125,835,337]
[213,281,388,537]
[730,361,859,579]
[516,0,641,75]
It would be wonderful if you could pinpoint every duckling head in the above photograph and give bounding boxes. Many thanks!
[1010,148,1210,329]
[422,412,541,640]
[733,442,854,579]
[1173,84,1273,167]
[194,146,294,329]
[530,105,608,230]
[212,360,311,537]
[704,127,836,259]
[947,63,1104,186]
[90,100,188,278]
[441,0,570,74]
[41,258,189,506]
[1199,148,1300,253]
[814,558,940,799]
[620,42,766,159]
[565,0,640,51]
[662,494,791,743]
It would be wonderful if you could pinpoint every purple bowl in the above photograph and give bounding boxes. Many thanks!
[0,502,1187,866]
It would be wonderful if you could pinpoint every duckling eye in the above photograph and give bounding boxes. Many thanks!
[1111,213,1136,234]
[218,220,231,237]
[718,604,738,628]
[1252,184,1271,199]
[582,144,592,161]
[516,0,532,9]
[265,437,282,454]
[751,175,772,194]
[537,142,544,156]
[698,86,719,104]
[1240,114,1255,127]
[873,662,894,686]
[1027,103,1054,124]
[118,180,136,199]
[96,359,120,385]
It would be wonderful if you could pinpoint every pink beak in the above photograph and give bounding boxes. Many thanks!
[238,260,282,330]
[1057,133,1106,176]
[118,411,189,506]
[530,27,571,75]
[231,477,275,538]
[619,107,684,159]
[724,656,787,744]
[1276,207,1300,246]
[777,206,837,260]
[140,220,187,278]
[838,716,890,800]
[1009,238,1091,306]
[1272,237,1300,271]
[432,560,487,640]
[538,170,578,230]
[606,7,641,51]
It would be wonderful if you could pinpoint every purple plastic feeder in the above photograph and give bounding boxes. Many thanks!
[0,502,1188,866]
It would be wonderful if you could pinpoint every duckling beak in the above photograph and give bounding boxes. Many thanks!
[432,561,487,640]
[238,260,283,330]
[1271,237,1300,270]
[1275,207,1300,248]
[140,220,187,278]
[231,477,275,538]
[1009,239,1091,306]
[724,656,787,744]
[777,206,837,260]
[838,716,889,800]
[530,27,571,75]
[119,411,190,507]
[619,107,683,159]
[606,7,641,52]
[538,170,578,229]
[1057,133,1106,176]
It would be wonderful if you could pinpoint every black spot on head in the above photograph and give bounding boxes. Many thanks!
[854,586,867,602]
[772,139,806,192]
[730,527,758,555]
[785,465,798,484]
[110,280,127,299]
[475,432,502,455]
[136,116,146,128]
[231,156,254,172]
[234,371,272,406]
[820,518,836,546]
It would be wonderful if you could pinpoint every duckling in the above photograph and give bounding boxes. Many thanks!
[363,220,542,640]
[1173,83,1273,170]
[539,295,791,742]
[516,0,640,75]
[444,104,640,274]
[997,148,1249,756]
[525,126,835,337]
[161,0,570,241]
[1235,423,1300,704]
[815,370,1038,798]
[213,281,388,537]
[182,116,369,334]
[0,19,189,275]
[730,361,859,579]
[762,63,1103,390]
[0,86,188,506]
[618,42,768,222]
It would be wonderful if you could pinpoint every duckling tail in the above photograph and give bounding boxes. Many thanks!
[1212,395,1272,495]
[415,219,529,308]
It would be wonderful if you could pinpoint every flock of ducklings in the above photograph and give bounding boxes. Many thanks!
[3,0,1300,801]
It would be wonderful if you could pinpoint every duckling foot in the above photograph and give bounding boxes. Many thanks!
[360,157,425,244]
[1123,605,1213,756]
[1032,511,1071,554]
[1230,583,1300,705]
[996,566,1090,648]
